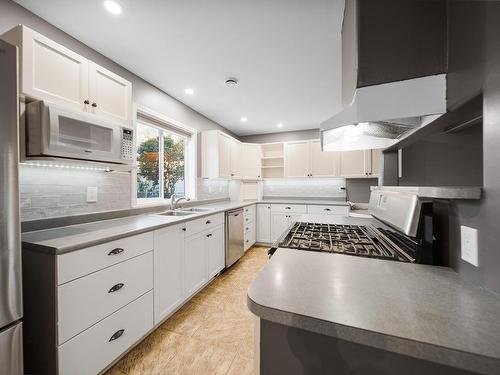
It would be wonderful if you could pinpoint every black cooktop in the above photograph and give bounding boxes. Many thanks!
[274,222,413,262]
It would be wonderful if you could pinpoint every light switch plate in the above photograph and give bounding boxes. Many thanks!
[86,187,98,203]
[461,225,478,266]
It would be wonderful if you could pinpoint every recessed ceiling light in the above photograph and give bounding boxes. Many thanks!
[241,117,248,123]
[184,88,194,95]
[103,1,122,15]
[225,77,239,87]
[277,123,284,128]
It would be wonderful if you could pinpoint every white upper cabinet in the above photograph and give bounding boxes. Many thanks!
[88,62,132,124]
[201,130,231,179]
[2,25,132,125]
[284,140,339,178]
[230,139,242,179]
[201,131,261,180]
[4,26,89,111]
[240,143,261,179]
[309,140,340,177]
[340,149,380,178]
[340,150,367,177]
[371,149,382,177]
[284,141,311,177]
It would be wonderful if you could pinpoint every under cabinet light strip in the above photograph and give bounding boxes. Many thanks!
[20,161,111,172]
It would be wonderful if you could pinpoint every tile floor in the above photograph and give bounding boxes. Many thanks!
[106,246,269,375]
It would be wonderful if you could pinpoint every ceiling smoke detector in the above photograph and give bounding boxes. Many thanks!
[225,77,239,87]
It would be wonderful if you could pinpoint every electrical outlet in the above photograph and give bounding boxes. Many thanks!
[86,187,98,203]
[461,225,478,266]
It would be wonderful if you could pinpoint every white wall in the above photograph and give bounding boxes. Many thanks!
[0,0,234,221]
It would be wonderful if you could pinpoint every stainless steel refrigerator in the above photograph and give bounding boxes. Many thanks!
[0,39,23,374]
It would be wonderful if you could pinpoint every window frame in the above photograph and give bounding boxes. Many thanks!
[132,104,197,207]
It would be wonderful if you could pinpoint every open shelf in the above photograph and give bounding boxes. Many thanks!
[261,143,284,158]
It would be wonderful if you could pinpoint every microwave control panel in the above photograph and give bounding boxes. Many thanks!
[121,128,134,160]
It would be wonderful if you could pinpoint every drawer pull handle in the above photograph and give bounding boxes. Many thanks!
[182,228,186,231]
[206,233,212,238]
[206,220,211,224]
[109,329,125,342]
[108,248,124,256]
[246,227,249,231]
[108,283,124,293]
[285,207,291,210]
[324,208,331,211]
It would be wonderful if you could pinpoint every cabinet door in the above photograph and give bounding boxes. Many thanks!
[184,233,208,298]
[310,140,340,177]
[88,62,132,125]
[256,205,271,243]
[154,225,184,324]
[284,141,310,177]
[240,143,261,179]
[218,133,232,178]
[371,149,382,177]
[340,150,367,177]
[207,226,225,279]
[22,27,89,111]
[271,213,290,243]
[230,139,242,178]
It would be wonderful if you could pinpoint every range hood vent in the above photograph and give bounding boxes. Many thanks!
[320,74,447,151]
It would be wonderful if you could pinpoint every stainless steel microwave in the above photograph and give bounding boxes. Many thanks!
[25,101,134,165]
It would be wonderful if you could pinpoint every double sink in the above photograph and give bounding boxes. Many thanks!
[153,207,215,217]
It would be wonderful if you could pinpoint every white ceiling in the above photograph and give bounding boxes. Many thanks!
[15,0,344,136]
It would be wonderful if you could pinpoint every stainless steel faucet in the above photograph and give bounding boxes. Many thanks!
[171,194,190,211]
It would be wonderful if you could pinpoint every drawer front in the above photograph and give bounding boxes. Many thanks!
[185,213,224,236]
[270,204,307,214]
[58,232,154,284]
[243,204,256,221]
[58,291,153,375]
[58,252,153,344]
[307,205,350,216]
[244,222,256,251]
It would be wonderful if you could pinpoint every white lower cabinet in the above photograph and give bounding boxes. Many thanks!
[207,225,225,279]
[256,204,271,243]
[58,252,153,344]
[58,291,153,375]
[154,224,185,324]
[271,213,294,243]
[184,232,209,298]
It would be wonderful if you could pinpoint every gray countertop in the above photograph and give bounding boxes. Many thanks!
[247,214,500,374]
[22,200,257,254]
[22,199,351,255]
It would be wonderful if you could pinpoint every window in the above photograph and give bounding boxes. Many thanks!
[135,108,193,203]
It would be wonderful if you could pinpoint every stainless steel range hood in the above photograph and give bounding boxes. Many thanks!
[320,74,447,151]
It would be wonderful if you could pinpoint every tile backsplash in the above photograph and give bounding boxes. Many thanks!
[19,166,132,221]
[19,166,231,222]
[263,178,347,199]
[196,178,230,200]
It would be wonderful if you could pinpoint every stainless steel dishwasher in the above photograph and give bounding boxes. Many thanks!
[225,208,244,267]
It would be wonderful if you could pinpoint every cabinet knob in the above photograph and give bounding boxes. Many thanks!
[84,99,90,105]
[108,283,124,293]
[108,248,124,256]
[324,208,331,211]
[92,102,97,108]
[182,227,186,231]
[285,207,291,210]
[206,233,212,238]
[230,173,235,177]
[206,220,211,224]
[109,329,125,342]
